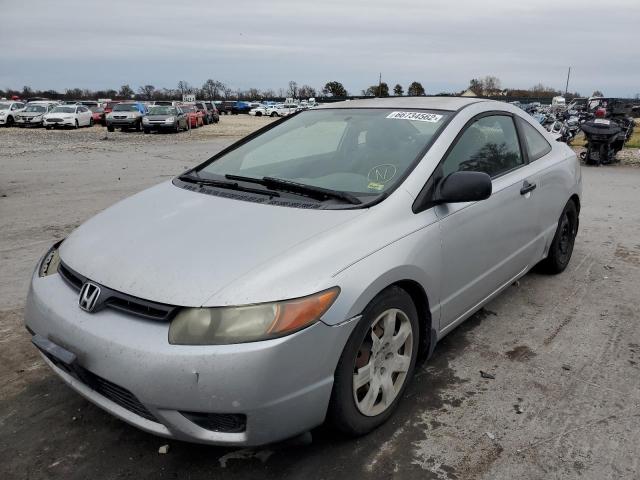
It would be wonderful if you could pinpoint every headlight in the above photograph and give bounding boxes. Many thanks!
[165,116,175,123]
[169,287,340,345]
[38,241,63,277]
[142,117,149,124]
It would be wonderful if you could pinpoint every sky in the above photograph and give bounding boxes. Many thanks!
[1,0,639,97]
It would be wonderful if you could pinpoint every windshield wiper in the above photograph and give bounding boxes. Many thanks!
[178,173,280,197]
[225,174,362,205]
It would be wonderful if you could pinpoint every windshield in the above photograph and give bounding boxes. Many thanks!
[148,106,177,115]
[181,105,195,113]
[198,108,450,196]
[90,106,104,113]
[25,105,47,113]
[51,106,76,113]
[113,104,139,112]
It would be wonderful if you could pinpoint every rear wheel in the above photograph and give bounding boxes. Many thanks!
[538,200,578,274]
[6,116,14,127]
[328,286,419,436]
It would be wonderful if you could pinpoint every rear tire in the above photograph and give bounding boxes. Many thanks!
[6,116,14,127]
[328,286,419,436]
[538,200,578,274]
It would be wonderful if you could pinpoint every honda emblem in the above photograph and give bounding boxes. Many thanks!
[78,282,101,312]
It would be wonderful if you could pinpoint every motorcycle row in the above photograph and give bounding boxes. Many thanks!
[517,98,636,166]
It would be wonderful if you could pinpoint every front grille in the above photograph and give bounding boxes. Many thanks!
[113,115,127,119]
[47,118,62,122]
[59,262,83,289]
[40,348,158,422]
[181,411,247,433]
[88,371,158,422]
[58,261,178,321]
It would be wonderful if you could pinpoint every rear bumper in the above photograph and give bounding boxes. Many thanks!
[24,270,358,446]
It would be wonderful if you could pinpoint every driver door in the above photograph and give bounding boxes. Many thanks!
[436,113,541,331]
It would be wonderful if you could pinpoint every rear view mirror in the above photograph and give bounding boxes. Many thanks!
[435,171,492,204]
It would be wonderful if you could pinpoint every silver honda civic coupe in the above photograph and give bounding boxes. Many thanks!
[25,97,581,446]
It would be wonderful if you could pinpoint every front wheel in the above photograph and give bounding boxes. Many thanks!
[328,286,419,436]
[107,125,114,132]
[538,200,578,274]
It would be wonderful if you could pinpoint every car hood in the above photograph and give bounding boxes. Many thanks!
[111,111,138,117]
[19,112,43,117]
[60,181,365,307]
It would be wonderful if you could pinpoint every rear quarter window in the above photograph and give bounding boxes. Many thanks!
[518,117,552,161]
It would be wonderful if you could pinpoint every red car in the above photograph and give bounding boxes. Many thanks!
[90,106,106,126]
[179,104,204,128]
[103,101,120,116]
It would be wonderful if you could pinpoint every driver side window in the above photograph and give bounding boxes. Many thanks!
[442,115,523,178]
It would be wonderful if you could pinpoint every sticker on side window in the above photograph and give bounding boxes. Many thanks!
[386,111,443,122]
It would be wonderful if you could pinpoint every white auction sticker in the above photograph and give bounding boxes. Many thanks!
[386,111,443,122]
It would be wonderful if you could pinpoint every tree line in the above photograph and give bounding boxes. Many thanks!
[1,75,605,101]
[1,80,351,102]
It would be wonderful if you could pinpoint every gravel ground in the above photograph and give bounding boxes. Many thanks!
[1,122,640,479]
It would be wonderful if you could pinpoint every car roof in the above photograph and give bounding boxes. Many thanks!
[316,96,491,111]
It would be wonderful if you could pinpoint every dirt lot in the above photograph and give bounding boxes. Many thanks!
[1,119,640,479]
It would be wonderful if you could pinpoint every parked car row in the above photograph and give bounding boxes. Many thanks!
[0,98,222,134]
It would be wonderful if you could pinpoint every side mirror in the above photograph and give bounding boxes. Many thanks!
[434,171,492,204]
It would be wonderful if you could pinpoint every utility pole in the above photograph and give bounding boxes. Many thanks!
[378,72,382,97]
[564,66,571,97]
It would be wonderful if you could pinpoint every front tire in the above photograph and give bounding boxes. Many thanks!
[538,200,578,274]
[107,125,114,132]
[328,286,419,436]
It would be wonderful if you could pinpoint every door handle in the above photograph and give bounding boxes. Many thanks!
[520,180,537,195]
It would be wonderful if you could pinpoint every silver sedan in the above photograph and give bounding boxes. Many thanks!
[26,97,581,446]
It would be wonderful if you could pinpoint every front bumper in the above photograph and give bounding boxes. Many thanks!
[144,122,177,130]
[45,118,75,127]
[16,118,43,127]
[107,118,139,127]
[24,271,357,446]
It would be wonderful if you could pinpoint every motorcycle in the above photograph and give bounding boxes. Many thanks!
[580,99,634,166]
